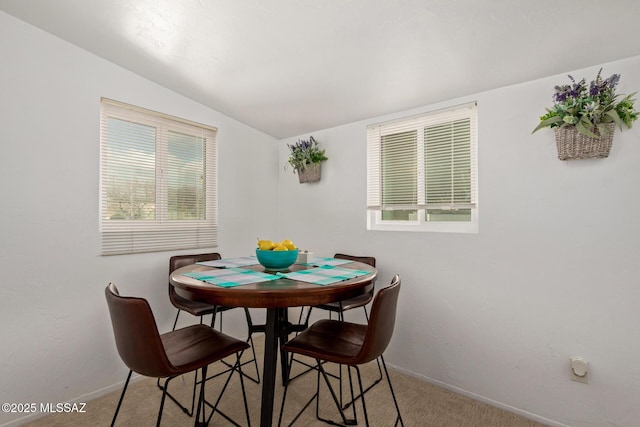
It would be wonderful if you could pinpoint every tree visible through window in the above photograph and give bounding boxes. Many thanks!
[166,130,206,220]
[100,99,217,255]
[104,118,156,220]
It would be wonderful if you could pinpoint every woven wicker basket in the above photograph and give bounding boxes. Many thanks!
[554,123,615,160]
[297,163,321,183]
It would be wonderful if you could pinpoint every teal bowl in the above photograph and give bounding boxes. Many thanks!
[256,248,299,270]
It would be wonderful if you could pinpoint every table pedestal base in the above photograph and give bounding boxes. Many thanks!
[260,308,303,427]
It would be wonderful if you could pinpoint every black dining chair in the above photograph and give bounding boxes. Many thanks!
[169,252,261,384]
[278,275,404,427]
[289,254,382,407]
[105,283,251,427]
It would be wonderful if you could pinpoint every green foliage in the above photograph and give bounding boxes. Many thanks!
[285,136,328,174]
[532,70,638,138]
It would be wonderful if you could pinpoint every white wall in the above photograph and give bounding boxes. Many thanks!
[4,8,640,427]
[0,12,278,426]
[278,57,640,426]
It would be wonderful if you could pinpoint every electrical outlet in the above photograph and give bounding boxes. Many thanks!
[570,357,588,383]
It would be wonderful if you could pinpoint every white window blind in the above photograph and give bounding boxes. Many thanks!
[367,103,477,232]
[99,98,218,255]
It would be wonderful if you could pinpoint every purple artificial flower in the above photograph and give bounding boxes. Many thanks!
[553,84,569,103]
[606,74,620,90]
[534,69,638,136]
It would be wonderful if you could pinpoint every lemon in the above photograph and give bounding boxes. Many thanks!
[258,240,274,250]
[258,238,296,251]
[280,239,296,250]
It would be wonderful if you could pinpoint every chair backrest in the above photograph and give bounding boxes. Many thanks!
[170,252,222,273]
[168,252,222,298]
[334,253,376,295]
[334,253,376,268]
[354,275,401,364]
[105,283,174,378]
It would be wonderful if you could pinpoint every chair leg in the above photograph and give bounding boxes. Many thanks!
[203,353,251,426]
[353,366,369,427]
[111,370,132,427]
[380,355,404,427]
[315,360,357,426]
[278,356,318,427]
[210,307,219,329]
[342,306,383,410]
[279,356,356,426]
[362,306,385,386]
[288,307,333,385]
[156,372,195,416]
[172,309,182,331]
[242,332,261,383]
[277,365,291,426]
[155,370,196,415]
[156,377,172,427]
[238,353,252,427]
[189,369,199,416]
[217,309,261,385]
[285,306,305,375]
[342,358,383,410]
[194,366,208,427]
[243,307,261,383]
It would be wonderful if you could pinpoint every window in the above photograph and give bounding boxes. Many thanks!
[100,98,217,255]
[367,103,478,233]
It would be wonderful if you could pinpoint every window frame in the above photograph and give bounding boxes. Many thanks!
[366,103,478,233]
[99,98,218,255]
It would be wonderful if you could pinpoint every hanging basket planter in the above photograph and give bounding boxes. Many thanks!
[286,136,328,184]
[532,69,638,161]
[554,123,615,160]
[297,163,321,183]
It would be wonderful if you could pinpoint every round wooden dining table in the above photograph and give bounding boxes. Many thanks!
[170,259,377,427]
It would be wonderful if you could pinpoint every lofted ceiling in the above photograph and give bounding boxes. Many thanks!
[2,0,640,139]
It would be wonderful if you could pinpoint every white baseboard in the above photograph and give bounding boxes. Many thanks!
[388,363,568,427]
[2,362,567,427]
[0,374,142,427]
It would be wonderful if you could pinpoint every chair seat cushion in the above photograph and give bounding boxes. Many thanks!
[315,292,373,312]
[171,292,234,316]
[284,319,366,365]
[161,324,249,374]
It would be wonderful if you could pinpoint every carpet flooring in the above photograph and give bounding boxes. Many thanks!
[21,336,548,427]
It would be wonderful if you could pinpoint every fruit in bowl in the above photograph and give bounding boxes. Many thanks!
[258,239,296,251]
[256,239,299,270]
